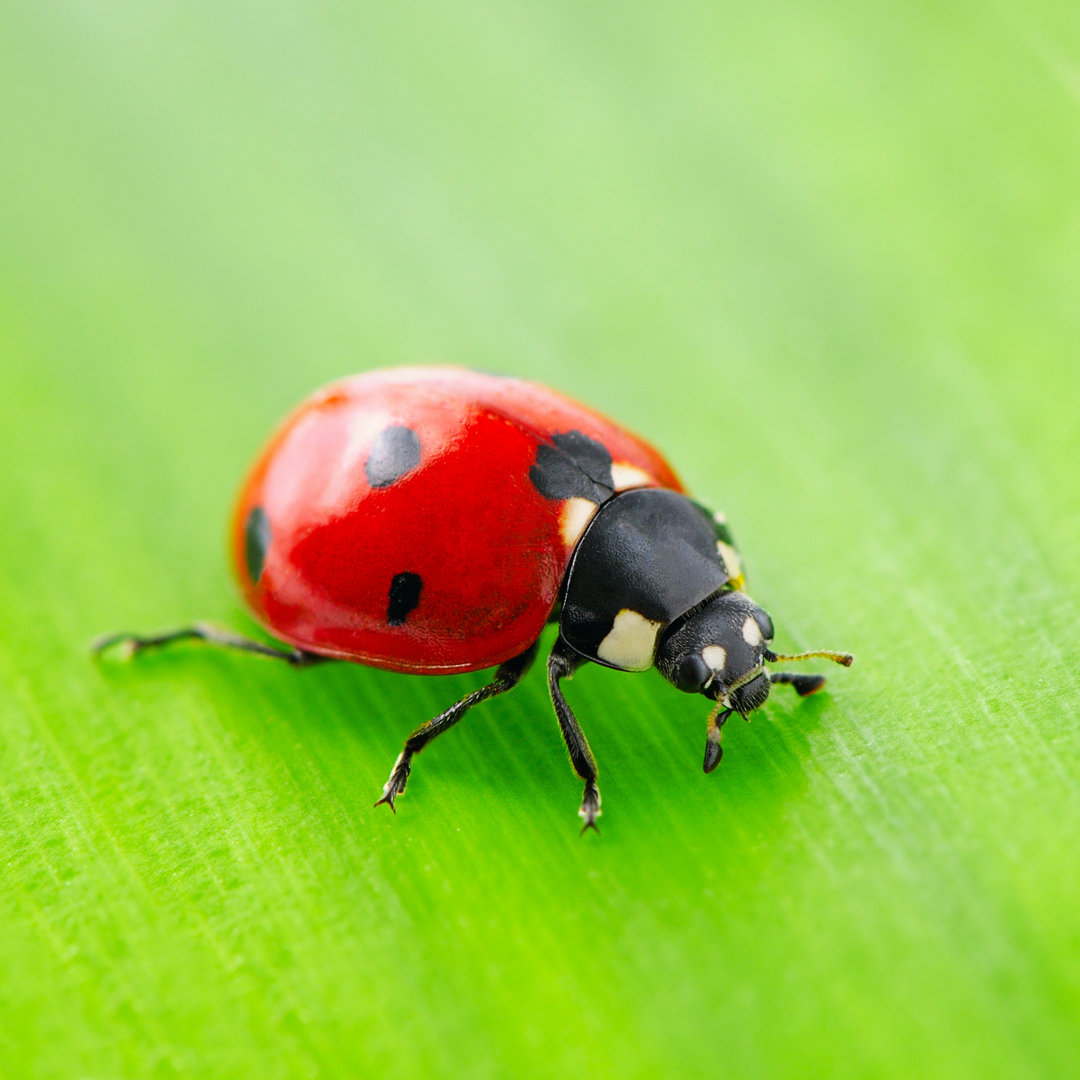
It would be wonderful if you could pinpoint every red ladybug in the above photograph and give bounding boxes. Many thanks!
[96,367,852,829]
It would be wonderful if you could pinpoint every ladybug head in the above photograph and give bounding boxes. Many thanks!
[655,591,854,773]
[655,591,776,716]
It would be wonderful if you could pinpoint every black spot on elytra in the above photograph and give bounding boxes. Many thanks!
[387,572,422,626]
[366,425,421,488]
[529,430,614,504]
[244,506,271,583]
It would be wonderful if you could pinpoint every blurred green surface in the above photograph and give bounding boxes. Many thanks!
[2,2,1079,1077]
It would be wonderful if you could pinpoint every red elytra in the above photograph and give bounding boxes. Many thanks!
[231,367,683,673]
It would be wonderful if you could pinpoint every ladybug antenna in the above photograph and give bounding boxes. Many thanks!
[764,648,854,667]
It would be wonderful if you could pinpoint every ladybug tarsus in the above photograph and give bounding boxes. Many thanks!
[374,751,409,813]
[579,783,602,835]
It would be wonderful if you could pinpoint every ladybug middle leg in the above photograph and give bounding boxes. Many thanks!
[375,641,539,814]
[547,639,601,834]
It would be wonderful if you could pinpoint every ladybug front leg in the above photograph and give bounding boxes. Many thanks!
[547,640,601,834]
[769,671,828,696]
[374,642,539,814]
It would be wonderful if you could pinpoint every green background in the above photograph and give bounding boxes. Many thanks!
[2,2,1078,1077]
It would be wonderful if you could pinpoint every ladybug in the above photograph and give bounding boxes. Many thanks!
[96,367,852,829]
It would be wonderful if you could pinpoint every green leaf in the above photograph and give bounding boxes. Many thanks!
[1,2,1078,1078]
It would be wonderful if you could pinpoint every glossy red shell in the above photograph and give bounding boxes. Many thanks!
[231,368,683,673]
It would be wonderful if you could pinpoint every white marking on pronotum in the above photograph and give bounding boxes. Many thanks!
[559,497,596,548]
[717,541,743,583]
[596,609,663,671]
[610,462,653,490]
[701,645,727,672]
[741,616,762,646]
[713,510,728,525]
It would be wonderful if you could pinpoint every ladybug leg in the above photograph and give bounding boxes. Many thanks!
[92,623,325,667]
[547,640,601,834]
[769,672,828,697]
[374,642,539,814]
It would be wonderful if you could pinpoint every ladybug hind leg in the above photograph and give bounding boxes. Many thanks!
[547,639,601,834]
[92,622,326,666]
[375,641,539,814]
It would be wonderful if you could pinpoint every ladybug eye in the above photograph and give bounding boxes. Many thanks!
[673,653,711,692]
